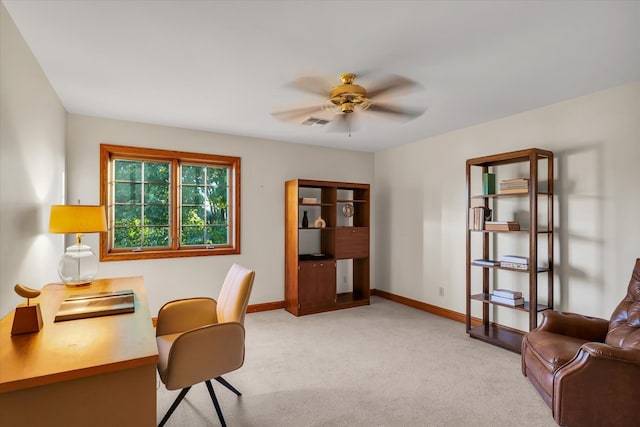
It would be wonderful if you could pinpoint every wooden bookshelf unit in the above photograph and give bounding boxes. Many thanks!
[285,179,370,316]
[465,148,554,353]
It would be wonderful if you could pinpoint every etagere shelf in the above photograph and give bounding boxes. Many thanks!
[285,179,370,316]
[466,148,554,353]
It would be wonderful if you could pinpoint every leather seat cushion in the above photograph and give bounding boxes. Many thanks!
[525,330,589,372]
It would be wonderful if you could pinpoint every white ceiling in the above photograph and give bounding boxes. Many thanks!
[4,0,639,152]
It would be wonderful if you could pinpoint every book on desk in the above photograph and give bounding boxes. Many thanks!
[54,289,135,322]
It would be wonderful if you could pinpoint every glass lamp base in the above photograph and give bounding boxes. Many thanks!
[63,279,92,287]
[59,243,99,286]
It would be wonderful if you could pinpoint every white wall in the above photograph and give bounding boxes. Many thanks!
[0,4,66,317]
[66,115,374,315]
[374,82,640,325]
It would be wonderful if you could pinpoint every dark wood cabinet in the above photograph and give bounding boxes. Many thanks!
[298,261,336,309]
[285,179,370,316]
[465,148,554,353]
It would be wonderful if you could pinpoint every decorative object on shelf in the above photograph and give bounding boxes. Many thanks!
[302,210,309,228]
[298,253,330,261]
[301,197,317,204]
[11,284,43,335]
[482,173,495,195]
[342,203,354,218]
[499,178,529,194]
[313,216,326,228]
[49,205,107,286]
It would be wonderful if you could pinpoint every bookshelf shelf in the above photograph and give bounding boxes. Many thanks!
[470,293,550,312]
[468,324,523,353]
[471,262,552,273]
[465,148,554,353]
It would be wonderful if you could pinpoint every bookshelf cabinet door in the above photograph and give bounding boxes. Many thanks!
[298,262,336,309]
[335,227,369,259]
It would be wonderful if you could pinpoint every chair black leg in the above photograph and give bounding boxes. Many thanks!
[215,376,242,396]
[205,380,227,427]
[158,386,191,427]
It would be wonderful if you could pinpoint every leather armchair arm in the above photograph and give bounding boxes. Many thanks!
[156,297,218,336]
[553,342,640,426]
[162,322,245,390]
[579,342,640,363]
[535,310,609,342]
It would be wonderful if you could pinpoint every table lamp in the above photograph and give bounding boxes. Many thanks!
[49,205,107,286]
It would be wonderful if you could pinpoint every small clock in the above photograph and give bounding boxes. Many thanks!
[342,203,354,218]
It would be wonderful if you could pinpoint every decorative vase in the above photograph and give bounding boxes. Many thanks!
[302,211,309,228]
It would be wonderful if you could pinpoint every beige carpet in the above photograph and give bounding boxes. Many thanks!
[156,296,556,426]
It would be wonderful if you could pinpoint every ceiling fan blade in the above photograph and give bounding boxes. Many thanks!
[366,75,422,99]
[367,102,426,121]
[287,75,334,97]
[271,105,324,122]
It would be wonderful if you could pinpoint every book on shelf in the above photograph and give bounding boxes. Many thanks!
[501,255,528,263]
[482,173,495,195]
[499,178,529,194]
[500,261,529,270]
[473,259,500,267]
[492,288,523,299]
[490,294,525,306]
[500,178,528,187]
[484,221,520,231]
[499,188,529,195]
[468,207,490,230]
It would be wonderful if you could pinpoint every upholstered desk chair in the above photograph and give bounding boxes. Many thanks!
[156,263,255,427]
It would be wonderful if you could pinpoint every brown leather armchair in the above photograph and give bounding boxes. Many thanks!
[522,258,640,427]
[156,263,255,427]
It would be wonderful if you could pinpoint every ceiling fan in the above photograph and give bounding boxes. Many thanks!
[272,73,426,135]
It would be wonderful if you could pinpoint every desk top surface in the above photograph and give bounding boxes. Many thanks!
[0,277,158,393]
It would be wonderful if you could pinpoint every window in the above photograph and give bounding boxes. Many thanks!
[100,144,240,261]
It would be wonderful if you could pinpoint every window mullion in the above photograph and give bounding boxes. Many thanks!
[171,159,179,250]
[140,162,145,248]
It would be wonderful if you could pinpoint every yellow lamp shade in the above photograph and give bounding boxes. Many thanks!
[49,205,107,234]
[48,205,107,286]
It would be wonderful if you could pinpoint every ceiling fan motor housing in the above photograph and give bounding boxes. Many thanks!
[329,73,370,112]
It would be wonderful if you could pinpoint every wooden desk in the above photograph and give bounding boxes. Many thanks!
[0,277,158,427]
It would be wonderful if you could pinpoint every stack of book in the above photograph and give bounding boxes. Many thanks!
[499,255,528,270]
[490,289,524,306]
[484,221,520,231]
[500,178,529,194]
